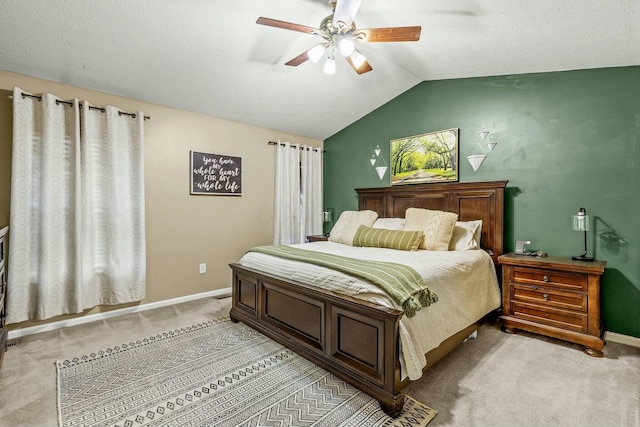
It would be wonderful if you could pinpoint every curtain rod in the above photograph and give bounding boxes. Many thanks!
[268,141,324,152]
[10,93,150,120]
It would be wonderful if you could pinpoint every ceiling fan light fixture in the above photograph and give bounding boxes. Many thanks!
[323,55,336,75]
[308,44,326,63]
[257,0,421,76]
[349,50,367,69]
[338,37,355,56]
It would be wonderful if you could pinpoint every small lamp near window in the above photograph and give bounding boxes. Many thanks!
[572,208,594,261]
[322,208,334,236]
[322,208,333,224]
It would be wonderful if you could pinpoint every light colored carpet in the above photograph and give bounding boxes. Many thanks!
[404,322,640,427]
[1,296,639,427]
[56,317,436,427]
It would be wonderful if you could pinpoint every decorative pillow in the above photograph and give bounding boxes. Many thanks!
[372,218,405,230]
[404,208,458,250]
[328,210,378,245]
[353,225,423,251]
[449,220,483,250]
[473,220,483,246]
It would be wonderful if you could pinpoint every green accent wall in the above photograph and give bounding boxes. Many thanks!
[323,66,640,338]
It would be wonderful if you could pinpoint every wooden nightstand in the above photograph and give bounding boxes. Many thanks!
[306,235,329,242]
[498,253,606,357]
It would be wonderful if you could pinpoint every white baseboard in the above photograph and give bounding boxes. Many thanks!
[7,287,232,340]
[605,331,640,348]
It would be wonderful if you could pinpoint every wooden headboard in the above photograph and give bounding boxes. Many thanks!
[356,180,508,263]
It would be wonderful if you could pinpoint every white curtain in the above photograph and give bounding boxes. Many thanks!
[6,88,146,324]
[300,145,323,238]
[273,142,323,245]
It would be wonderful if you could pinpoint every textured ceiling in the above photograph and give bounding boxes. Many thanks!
[1,0,639,140]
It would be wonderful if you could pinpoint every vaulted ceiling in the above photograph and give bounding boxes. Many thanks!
[1,0,638,140]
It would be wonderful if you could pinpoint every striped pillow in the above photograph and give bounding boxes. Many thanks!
[352,225,423,251]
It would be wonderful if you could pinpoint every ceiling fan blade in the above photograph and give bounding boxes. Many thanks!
[332,0,362,30]
[256,17,320,35]
[285,51,310,67]
[356,26,422,42]
[345,54,372,75]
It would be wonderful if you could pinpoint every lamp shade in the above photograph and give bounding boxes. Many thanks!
[338,37,355,56]
[323,56,336,75]
[572,208,590,231]
[322,208,333,223]
[308,44,325,63]
[572,207,594,261]
[349,50,367,69]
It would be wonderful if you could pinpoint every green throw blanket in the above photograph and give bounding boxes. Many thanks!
[248,245,438,318]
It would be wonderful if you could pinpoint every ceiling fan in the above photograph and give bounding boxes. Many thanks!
[257,0,421,75]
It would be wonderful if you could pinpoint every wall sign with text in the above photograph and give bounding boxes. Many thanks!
[190,151,242,195]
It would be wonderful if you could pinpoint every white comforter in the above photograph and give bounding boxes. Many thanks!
[239,241,501,380]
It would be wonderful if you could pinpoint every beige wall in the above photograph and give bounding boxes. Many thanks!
[0,70,322,331]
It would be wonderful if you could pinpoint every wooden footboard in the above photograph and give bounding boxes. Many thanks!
[229,262,407,416]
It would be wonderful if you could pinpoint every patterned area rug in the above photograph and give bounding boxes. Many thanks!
[56,318,436,427]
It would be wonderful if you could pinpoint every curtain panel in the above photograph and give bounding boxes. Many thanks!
[300,145,323,239]
[6,88,146,324]
[273,142,322,245]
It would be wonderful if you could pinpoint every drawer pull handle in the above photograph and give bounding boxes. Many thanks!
[543,293,549,301]
[543,275,550,282]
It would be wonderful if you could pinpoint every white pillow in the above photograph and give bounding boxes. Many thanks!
[329,210,378,245]
[449,220,483,250]
[372,218,405,230]
[404,208,458,250]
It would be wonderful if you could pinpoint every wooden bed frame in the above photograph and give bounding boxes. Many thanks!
[229,180,507,416]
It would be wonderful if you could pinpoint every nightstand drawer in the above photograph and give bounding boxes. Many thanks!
[511,284,587,312]
[512,301,587,332]
[513,266,587,291]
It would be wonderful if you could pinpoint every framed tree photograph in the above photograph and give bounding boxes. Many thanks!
[391,128,459,185]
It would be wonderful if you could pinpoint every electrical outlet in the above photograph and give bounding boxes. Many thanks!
[199,263,206,274]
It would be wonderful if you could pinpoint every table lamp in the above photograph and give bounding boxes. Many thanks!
[572,208,594,261]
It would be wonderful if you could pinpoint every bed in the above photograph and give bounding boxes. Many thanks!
[229,180,507,416]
